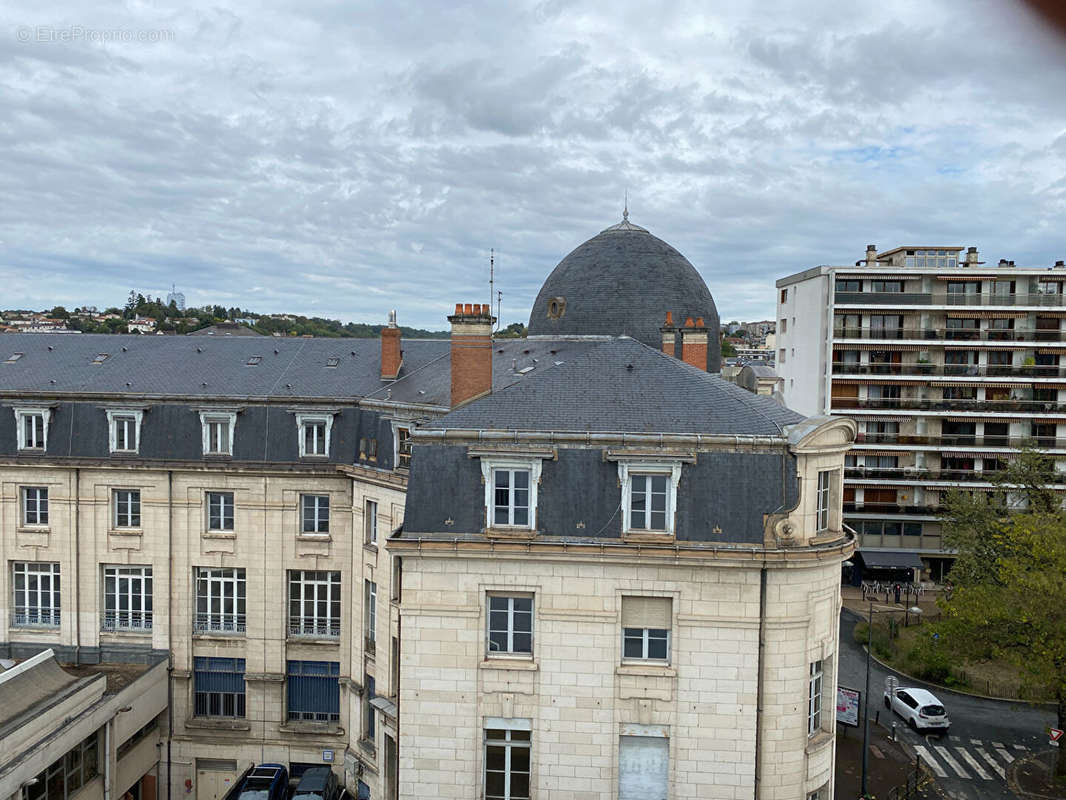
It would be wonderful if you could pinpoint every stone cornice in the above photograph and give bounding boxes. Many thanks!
[387,531,856,567]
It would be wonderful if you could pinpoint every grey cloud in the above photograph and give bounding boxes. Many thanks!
[1,0,1065,328]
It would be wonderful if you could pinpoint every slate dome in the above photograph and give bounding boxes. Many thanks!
[527,215,721,372]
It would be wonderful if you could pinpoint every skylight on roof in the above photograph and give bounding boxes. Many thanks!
[326,357,340,368]
[92,353,109,364]
[247,356,262,366]
[5,353,23,363]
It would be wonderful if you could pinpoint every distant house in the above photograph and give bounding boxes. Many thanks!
[187,322,262,337]
[127,316,157,334]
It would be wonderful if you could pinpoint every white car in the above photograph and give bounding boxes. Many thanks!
[883,686,951,732]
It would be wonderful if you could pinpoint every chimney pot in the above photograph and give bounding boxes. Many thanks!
[380,310,403,380]
[448,302,495,407]
[695,317,705,328]
[680,323,709,371]
[664,311,673,327]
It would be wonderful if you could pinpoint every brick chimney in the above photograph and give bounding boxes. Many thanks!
[865,244,878,266]
[661,311,676,357]
[381,309,402,380]
[449,303,495,407]
[680,317,708,371]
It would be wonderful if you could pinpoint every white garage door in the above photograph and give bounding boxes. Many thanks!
[618,735,668,800]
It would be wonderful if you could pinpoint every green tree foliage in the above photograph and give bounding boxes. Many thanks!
[496,322,527,339]
[721,337,736,358]
[938,448,1066,774]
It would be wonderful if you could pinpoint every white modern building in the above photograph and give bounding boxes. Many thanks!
[776,245,1066,579]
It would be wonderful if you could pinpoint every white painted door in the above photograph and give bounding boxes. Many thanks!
[618,735,668,800]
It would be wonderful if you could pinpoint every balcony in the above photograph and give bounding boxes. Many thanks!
[843,502,937,515]
[853,433,1065,449]
[832,362,1066,378]
[11,608,61,628]
[102,610,153,632]
[831,398,1066,413]
[834,327,1066,343]
[289,618,340,638]
[194,613,246,634]
[845,467,1006,483]
[835,292,1066,307]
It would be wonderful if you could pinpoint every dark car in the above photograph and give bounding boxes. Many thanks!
[235,764,289,800]
[292,767,339,800]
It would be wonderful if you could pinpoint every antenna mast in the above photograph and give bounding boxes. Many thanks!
[489,248,496,335]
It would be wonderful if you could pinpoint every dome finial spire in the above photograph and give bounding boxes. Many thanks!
[623,189,629,222]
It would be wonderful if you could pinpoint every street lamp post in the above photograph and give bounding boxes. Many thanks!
[861,601,873,799]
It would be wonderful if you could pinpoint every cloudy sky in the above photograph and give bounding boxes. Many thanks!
[2,0,1066,329]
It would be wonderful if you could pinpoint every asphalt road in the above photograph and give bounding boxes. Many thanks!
[837,608,1056,800]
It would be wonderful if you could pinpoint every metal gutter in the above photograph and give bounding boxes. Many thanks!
[411,429,789,448]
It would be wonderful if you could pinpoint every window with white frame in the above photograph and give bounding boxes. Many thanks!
[21,486,48,526]
[113,489,141,528]
[392,422,412,470]
[105,409,143,453]
[102,565,152,631]
[808,659,824,735]
[199,411,236,456]
[12,561,61,627]
[301,494,330,534]
[484,720,531,800]
[480,459,542,530]
[206,491,234,531]
[365,500,378,545]
[296,413,333,457]
[289,570,341,637]
[194,567,246,633]
[487,595,533,656]
[618,462,681,534]
[364,579,377,649]
[15,407,50,451]
[621,596,671,662]
[816,470,834,532]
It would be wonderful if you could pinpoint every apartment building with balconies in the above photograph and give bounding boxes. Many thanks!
[776,245,1066,579]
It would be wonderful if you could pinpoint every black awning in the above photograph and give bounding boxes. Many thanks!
[858,550,925,569]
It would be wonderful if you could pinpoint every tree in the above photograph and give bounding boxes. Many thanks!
[49,306,69,319]
[496,322,526,339]
[937,448,1066,777]
[721,337,736,358]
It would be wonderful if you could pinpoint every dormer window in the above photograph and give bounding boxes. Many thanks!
[296,413,334,458]
[199,411,237,456]
[106,409,144,454]
[391,422,413,471]
[617,461,682,536]
[15,408,50,451]
[479,457,544,531]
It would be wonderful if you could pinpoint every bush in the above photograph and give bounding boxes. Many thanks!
[904,638,953,684]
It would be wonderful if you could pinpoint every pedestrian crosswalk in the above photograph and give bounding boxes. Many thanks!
[913,739,1028,781]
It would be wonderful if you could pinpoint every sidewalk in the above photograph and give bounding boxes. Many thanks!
[835,722,929,799]
[841,585,943,621]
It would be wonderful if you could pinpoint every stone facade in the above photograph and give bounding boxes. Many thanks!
[0,454,407,800]
[392,417,856,799]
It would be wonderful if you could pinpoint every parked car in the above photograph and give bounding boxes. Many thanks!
[883,685,950,732]
[292,767,340,800]
[235,764,290,800]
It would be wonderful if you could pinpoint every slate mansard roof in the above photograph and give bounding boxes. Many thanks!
[0,334,602,406]
[427,337,805,436]
[527,220,722,371]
